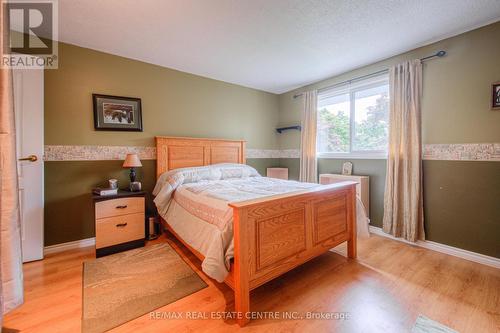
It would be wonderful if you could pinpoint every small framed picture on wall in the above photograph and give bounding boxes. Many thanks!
[492,82,500,110]
[93,94,143,131]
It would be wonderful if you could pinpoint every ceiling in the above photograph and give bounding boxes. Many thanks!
[55,0,500,94]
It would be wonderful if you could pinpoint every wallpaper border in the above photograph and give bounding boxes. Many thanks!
[44,145,157,161]
[423,143,500,161]
[44,143,500,161]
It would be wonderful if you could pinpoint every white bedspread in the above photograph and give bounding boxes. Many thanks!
[154,164,370,282]
[175,177,318,231]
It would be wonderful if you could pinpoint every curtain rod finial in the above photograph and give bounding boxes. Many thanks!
[436,50,446,57]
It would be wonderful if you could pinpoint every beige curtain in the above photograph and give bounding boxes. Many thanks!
[299,90,318,183]
[383,60,425,242]
[0,5,24,325]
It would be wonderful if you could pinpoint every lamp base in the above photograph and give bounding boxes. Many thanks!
[129,181,142,192]
[129,167,136,183]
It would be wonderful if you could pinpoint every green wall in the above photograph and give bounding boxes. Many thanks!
[423,161,500,258]
[46,43,280,148]
[277,22,500,258]
[44,42,281,246]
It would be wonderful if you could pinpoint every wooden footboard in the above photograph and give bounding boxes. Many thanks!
[229,181,357,326]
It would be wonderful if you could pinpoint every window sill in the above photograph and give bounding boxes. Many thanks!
[317,153,387,160]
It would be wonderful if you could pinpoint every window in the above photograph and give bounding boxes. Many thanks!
[317,74,389,158]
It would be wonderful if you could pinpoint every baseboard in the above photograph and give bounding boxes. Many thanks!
[44,237,95,255]
[369,226,500,269]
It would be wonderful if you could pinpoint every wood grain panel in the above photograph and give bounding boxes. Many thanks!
[229,182,357,302]
[313,195,348,245]
[168,145,205,170]
[155,136,246,177]
[319,174,369,216]
[256,209,306,271]
[95,213,144,249]
[95,197,144,219]
[210,146,240,164]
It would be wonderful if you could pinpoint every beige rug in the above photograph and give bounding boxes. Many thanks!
[82,243,207,333]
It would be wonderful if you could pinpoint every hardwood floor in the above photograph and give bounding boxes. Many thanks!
[3,233,499,333]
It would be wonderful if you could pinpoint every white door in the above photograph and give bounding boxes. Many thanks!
[13,68,44,262]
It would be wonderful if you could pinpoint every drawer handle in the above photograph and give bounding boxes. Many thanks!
[116,205,128,209]
[116,223,128,228]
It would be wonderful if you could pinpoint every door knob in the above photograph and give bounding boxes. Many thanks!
[18,155,38,162]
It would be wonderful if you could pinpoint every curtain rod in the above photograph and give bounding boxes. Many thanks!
[293,50,446,99]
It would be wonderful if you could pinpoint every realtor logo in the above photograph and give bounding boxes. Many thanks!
[2,0,58,69]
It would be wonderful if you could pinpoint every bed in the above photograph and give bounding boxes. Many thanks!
[153,136,357,326]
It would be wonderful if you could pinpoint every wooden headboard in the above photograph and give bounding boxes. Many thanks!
[155,136,246,178]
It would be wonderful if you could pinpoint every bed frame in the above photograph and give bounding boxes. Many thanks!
[155,136,357,326]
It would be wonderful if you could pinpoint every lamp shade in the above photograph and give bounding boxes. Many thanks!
[123,153,142,168]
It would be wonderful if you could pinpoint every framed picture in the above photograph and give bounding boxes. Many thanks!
[93,94,143,131]
[492,83,500,110]
[342,161,353,175]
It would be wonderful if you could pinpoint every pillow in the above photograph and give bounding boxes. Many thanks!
[152,165,220,196]
[152,163,260,196]
[219,165,259,179]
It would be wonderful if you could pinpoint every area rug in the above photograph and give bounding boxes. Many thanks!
[412,315,459,333]
[82,243,207,333]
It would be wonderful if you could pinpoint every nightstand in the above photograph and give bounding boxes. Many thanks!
[92,190,146,257]
[266,167,289,180]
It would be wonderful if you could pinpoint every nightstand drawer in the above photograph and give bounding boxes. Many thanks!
[95,197,144,219]
[95,213,144,249]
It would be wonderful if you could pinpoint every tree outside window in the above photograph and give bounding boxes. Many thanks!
[317,76,389,157]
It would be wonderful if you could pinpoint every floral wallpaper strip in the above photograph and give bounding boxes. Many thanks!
[44,145,157,161]
[44,146,301,161]
[44,144,499,161]
[246,149,281,158]
[279,149,301,158]
[246,149,300,158]
[423,143,500,161]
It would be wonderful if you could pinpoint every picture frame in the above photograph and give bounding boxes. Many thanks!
[93,94,143,131]
[342,161,353,175]
[492,82,500,110]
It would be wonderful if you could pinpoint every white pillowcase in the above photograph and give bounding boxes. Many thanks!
[152,163,260,196]
[152,163,260,216]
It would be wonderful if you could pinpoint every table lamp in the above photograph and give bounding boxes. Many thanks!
[123,153,142,191]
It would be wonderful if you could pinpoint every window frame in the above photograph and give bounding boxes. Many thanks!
[316,76,389,159]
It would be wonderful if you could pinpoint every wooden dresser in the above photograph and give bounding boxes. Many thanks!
[93,191,146,257]
[319,174,370,216]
